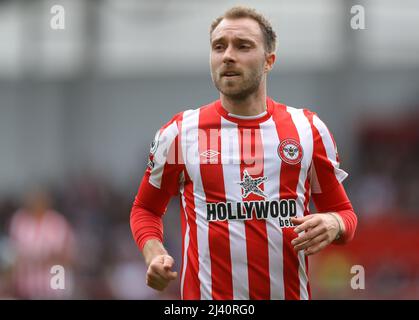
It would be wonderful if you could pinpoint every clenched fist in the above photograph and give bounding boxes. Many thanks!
[146,254,178,291]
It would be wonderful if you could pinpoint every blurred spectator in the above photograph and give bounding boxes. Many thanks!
[7,188,76,299]
[353,113,419,218]
[354,173,397,216]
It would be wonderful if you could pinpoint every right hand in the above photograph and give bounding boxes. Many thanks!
[146,254,178,291]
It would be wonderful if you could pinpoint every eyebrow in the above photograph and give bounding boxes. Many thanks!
[211,36,257,44]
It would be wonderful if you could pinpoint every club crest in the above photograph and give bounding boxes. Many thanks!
[278,139,303,165]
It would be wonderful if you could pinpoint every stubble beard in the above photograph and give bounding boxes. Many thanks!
[212,68,264,101]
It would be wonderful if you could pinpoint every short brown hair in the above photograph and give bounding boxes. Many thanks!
[210,6,277,53]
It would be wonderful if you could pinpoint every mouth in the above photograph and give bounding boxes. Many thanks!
[221,71,241,78]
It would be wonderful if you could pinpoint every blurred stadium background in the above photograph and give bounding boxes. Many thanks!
[0,0,418,299]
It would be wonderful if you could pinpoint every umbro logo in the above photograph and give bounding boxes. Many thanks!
[200,149,220,160]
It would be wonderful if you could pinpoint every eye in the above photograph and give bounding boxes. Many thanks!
[239,44,251,50]
[213,43,224,51]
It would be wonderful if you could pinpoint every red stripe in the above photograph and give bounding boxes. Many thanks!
[159,135,182,195]
[160,111,183,131]
[303,110,340,191]
[198,105,233,299]
[181,170,201,299]
[147,114,184,195]
[238,126,270,299]
[151,111,183,180]
[272,103,302,300]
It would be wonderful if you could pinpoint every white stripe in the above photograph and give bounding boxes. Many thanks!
[298,251,309,300]
[179,174,189,300]
[286,106,313,300]
[312,115,348,185]
[181,108,212,300]
[259,117,284,300]
[149,121,179,188]
[220,118,249,300]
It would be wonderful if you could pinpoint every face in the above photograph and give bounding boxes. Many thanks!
[210,18,275,100]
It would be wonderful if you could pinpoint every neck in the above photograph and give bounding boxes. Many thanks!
[220,85,267,117]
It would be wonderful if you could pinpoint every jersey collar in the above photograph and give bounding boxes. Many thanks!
[215,97,274,125]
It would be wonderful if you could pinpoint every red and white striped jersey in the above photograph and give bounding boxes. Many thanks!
[9,209,75,298]
[144,97,348,300]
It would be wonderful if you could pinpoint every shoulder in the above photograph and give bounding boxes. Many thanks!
[161,100,218,131]
[270,99,315,117]
[45,210,71,229]
[270,99,326,125]
[152,102,213,146]
[156,108,193,136]
[161,102,213,128]
[269,99,318,123]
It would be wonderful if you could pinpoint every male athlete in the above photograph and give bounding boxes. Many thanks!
[130,6,357,300]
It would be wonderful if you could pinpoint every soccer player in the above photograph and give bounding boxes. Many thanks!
[130,6,357,300]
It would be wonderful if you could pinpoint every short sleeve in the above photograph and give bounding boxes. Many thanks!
[308,112,348,194]
[144,113,184,196]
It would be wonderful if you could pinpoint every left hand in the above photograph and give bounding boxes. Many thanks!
[290,213,341,256]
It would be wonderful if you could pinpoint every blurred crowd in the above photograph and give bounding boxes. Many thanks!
[350,112,419,217]
[0,112,418,300]
[311,110,419,299]
[0,171,181,299]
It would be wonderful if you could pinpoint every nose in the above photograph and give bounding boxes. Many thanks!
[222,44,236,64]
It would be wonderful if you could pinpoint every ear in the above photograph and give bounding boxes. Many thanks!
[264,52,276,73]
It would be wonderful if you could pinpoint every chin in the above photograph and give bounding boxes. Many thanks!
[220,86,240,95]
[215,81,250,99]
[222,90,250,100]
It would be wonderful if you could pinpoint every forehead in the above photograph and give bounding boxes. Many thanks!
[211,18,263,42]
